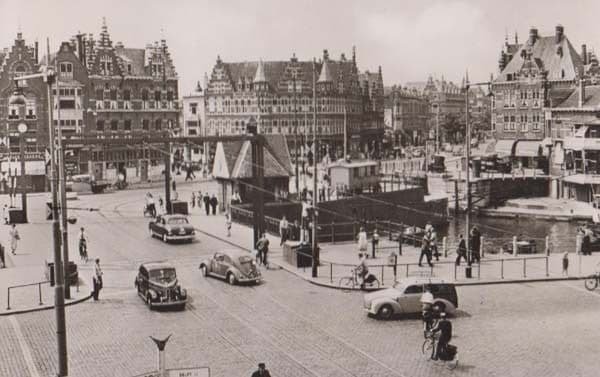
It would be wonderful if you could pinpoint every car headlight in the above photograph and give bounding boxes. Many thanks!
[149,290,158,299]
[180,288,187,298]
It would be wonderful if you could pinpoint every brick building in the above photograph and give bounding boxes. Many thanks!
[384,85,430,146]
[204,49,384,160]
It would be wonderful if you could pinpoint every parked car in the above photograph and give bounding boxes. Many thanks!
[148,214,195,243]
[134,261,187,310]
[363,278,458,320]
[199,250,262,285]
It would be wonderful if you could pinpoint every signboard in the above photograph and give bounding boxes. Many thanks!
[167,367,210,377]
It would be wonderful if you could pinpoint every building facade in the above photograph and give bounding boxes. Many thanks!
[181,82,207,165]
[384,85,430,146]
[204,49,384,160]
[492,25,584,141]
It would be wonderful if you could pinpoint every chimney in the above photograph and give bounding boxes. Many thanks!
[76,34,85,65]
[579,77,586,108]
[529,27,538,45]
[555,24,564,43]
[34,40,39,64]
[582,44,588,65]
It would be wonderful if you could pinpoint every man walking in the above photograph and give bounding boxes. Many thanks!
[455,234,467,266]
[256,233,270,267]
[418,229,433,267]
[251,363,272,377]
[279,216,289,245]
[203,193,210,215]
[210,194,218,215]
[470,226,481,263]
[8,223,19,255]
[92,258,103,301]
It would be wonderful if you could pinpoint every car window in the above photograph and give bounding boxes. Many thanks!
[223,255,232,264]
[214,253,224,262]
[404,285,423,294]
[239,255,253,264]
[149,268,177,283]
[167,217,189,225]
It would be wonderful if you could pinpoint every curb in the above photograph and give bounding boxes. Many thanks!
[0,292,93,316]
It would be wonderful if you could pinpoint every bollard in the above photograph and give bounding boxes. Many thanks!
[6,288,10,310]
[454,263,457,280]
[545,235,550,256]
[480,236,484,258]
[38,283,43,306]
[330,263,333,283]
[545,256,549,277]
[443,237,447,258]
[406,264,409,277]
[331,221,335,244]
[501,259,504,279]
[381,265,385,285]
[477,263,481,279]
[513,236,518,256]
[523,258,527,278]
[398,235,403,256]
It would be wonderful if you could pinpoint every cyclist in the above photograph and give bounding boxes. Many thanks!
[79,227,88,263]
[431,312,452,361]
[356,253,369,289]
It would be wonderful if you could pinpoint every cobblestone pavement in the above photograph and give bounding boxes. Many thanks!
[1,185,600,377]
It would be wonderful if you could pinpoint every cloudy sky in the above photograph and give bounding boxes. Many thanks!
[0,0,597,95]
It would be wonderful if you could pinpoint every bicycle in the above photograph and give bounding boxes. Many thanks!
[585,272,600,291]
[422,331,458,370]
[338,268,380,290]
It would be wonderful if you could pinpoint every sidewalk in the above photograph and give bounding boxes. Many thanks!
[0,220,91,315]
[186,204,600,290]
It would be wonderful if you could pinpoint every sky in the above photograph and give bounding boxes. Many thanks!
[1,0,598,96]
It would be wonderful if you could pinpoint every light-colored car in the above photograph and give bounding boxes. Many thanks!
[199,250,262,285]
[363,278,458,320]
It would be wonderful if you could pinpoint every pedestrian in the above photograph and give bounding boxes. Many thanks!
[210,194,218,215]
[388,249,398,281]
[185,165,195,181]
[256,233,270,266]
[470,226,481,263]
[357,226,368,255]
[420,287,435,334]
[291,220,300,241]
[197,191,202,207]
[0,242,5,268]
[191,192,196,209]
[171,178,177,192]
[92,258,103,301]
[251,362,272,377]
[582,232,591,256]
[79,227,88,263]
[225,213,232,237]
[279,215,289,245]
[8,223,19,255]
[203,193,210,215]
[372,228,379,258]
[430,227,439,261]
[562,251,569,276]
[455,234,467,266]
[2,204,8,224]
[418,229,433,267]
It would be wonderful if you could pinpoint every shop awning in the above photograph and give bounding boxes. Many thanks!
[494,139,516,157]
[563,174,600,185]
[514,140,543,157]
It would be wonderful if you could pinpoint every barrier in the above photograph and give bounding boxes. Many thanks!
[6,281,51,310]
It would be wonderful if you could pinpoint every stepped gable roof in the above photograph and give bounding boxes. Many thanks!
[555,85,600,108]
[499,34,583,81]
[115,47,146,75]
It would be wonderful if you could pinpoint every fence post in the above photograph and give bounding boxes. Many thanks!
[443,236,447,258]
[398,235,403,256]
[381,265,384,286]
[38,283,43,305]
[501,259,504,279]
[406,264,409,277]
[513,236,518,256]
[545,235,550,256]
[388,220,392,241]
[480,236,484,258]
[545,256,549,277]
[523,258,527,278]
[330,263,333,284]
[331,221,335,244]
[477,263,481,280]
[454,263,457,280]
[6,288,10,310]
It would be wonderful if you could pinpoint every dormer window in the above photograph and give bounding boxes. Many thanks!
[59,62,73,79]
[100,56,112,75]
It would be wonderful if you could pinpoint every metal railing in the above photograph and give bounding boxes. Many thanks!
[6,281,51,310]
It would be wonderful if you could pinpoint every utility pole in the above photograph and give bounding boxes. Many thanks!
[293,72,299,194]
[251,134,265,246]
[343,96,348,158]
[55,63,71,299]
[46,39,68,376]
[312,59,319,278]
[465,79,472,273]
[164,139,172,214]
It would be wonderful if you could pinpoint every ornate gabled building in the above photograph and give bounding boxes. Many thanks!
[51,19,180,181]
[384,85,430,146]
[492,25,584,140]
[204,48,384,159]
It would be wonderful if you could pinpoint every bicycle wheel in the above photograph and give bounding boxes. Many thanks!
[338,277,355,289]
[584,276,599,291]
[422,338,434,359]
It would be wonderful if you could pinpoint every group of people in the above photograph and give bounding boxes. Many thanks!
[191,191,219,215]
[455,226,482,266]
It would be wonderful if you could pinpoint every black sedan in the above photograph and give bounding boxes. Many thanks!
[148,214,195,243]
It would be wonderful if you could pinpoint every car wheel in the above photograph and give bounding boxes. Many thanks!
[377,304,394,320]
[162,233,168,243]
[200,265,208,277]
[227,272,236,285]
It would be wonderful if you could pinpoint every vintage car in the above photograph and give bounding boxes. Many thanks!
[363,278,458,320]
[148,214,195,243]
[134,261,187,310]
[199,250,262,285]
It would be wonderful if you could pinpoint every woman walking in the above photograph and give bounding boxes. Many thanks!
[8,224,19,255]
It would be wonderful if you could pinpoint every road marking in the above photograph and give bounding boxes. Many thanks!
[9,316,41,377]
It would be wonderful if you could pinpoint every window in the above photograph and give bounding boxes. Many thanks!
[26,100,36,119]
[154,90,162,102]
[167,91,173,101]
[190,103,197,115]
[142,89,149,101]
[142,119,149,131]
[404,285,423,294]
[111,120,118,131]
[8,105,19,119]
[123,89,131,101]
[155,119,162,131]
[59,100,75,109]
[521,122,527,132]
[95,89,104,100]
[110,89,117,101]
[59,62,73,79]
[100,56,112,75]
[96,120,105,131]
[124,120,131,131]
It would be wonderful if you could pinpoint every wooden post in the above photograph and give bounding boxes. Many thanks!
[501,259,504,279]
[513,236,518,256]
[443,236,447,258]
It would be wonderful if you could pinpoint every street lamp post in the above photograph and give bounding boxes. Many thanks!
[17,122,28,223]
[312,59,319,278]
